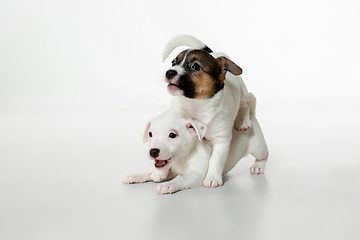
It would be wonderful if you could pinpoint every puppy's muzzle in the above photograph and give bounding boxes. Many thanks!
[150,148,160,158]
[150,148,170,169]
[165,70,177,80]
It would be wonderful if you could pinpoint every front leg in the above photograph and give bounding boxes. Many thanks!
[234,102,251,131]
[150,167,171,182]
[156,170,205,194]
[235,93,256,131]
[122,170,152,184]
[203,141,231,188]
[122,167,171,184]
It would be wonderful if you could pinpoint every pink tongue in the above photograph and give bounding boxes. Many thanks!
[155,160,166,167]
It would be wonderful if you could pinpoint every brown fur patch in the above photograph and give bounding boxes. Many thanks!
[186,51,219,76]
[216,57,242,81]
[192,72,217,99]
[184,50,223,99]
[172,50,187,65]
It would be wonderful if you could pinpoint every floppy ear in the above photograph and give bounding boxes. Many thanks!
[185,118,207,141]
[216,56,242,80]
[143,121,151,143]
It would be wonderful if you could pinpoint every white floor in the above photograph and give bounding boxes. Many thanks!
[1,107,359,240]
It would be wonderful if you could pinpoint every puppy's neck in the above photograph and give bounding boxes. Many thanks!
[170,139,207,175]
[171,93,223,122]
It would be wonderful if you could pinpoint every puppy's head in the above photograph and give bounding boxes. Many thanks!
[165,49,242,99]
[143,109,207,170]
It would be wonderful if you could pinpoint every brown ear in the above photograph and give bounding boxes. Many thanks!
[217,57,242,80]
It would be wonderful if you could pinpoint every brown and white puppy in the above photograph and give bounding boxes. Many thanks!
[162,35,252,188]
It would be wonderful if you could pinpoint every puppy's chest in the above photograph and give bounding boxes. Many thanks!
[172,97,221,125]
[169,160,188,176]
[189,108,216,125]
[185,101,223,126]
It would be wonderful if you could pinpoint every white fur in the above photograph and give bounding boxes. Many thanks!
[224,93,269,175]
[162,35,207,62]
[166,64,186,96]
[122,96,269,194]
[162,35,251,187]
[122,109,212,194]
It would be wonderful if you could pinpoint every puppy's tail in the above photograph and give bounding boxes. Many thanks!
[242,92,257,116]
[162,34,213,62]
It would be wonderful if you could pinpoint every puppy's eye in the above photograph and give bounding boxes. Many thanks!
[169,132,177,139]
[171,59,177,66]
[190,63,201,71]
[149,132,152,138]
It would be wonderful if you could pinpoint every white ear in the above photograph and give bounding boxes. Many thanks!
[143,121,151,143]
[185,118,207,141]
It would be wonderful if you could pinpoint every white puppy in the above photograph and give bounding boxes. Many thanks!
[122,94,269,194]
[122,108,211,194]
[162,35,252,187]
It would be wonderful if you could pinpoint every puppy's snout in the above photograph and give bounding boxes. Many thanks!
[166,70,177,80]
[149,148,160,158]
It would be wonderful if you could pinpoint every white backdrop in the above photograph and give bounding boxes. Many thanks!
[1,1,360,239]
[1,0,359,111]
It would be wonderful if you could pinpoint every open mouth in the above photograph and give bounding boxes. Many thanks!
[167,83,182,95]
[168,83,180,89]
[154,159,171,169]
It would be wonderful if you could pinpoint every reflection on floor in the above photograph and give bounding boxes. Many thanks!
[0,108,359,240]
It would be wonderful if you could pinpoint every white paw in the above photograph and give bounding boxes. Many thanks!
[156,182,178,195]
[150,170,168,182]
[122,173,149,184]
[202,175,223,188]
[235,116,252,131]
[249,160,267,174]
[250,166,264,174]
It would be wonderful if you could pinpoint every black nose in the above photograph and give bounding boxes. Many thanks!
[150,148,160,158]
[166,70,177,79]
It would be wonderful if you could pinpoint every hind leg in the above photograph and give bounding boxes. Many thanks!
[250,158,268,174]
[249,145,269,174]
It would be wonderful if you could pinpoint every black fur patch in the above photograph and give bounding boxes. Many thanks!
[177,72,196,99]
[202,46,213,53]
